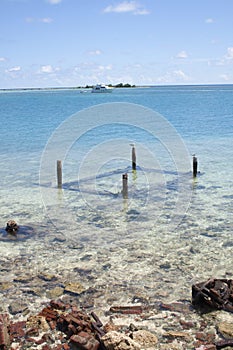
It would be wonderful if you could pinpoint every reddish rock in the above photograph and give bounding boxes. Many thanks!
[160,302,192,313]
[63,344,70,350]
[50,300,66,311]
[68,323,77,335]
[103,321,119,333]
[180,319,195,329]
[26,337,37,342]
[70,331,100,350]
[35,338,46,345]
[109,305,143,314]
[42,345,52,350]
[195,332,215,343]
[25,327,39,337]
[49,320,56,330]
[39,307,58,321]
[9,320,26,341]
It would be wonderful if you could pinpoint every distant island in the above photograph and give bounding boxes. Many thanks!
[0,83,136,92]
[78,83,136,89]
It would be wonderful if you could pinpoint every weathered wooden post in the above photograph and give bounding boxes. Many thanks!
[57,160,62,188]
[132,145,136,171]
[122,173,128,199]
[193,155,198,177]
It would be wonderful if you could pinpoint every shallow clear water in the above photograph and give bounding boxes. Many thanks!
[0,85,232,310]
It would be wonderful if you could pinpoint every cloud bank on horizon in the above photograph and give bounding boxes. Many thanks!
[0,0,233,88]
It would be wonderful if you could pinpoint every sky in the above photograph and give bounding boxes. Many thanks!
[0,0,233,88]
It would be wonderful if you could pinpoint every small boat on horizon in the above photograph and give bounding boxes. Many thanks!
[91,84,113,93]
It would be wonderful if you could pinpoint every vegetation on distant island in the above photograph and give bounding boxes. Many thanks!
[81,83,136,89]
[110,83,136,88]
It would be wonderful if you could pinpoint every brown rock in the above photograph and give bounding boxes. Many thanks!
[160,302,191,313]
[217,322,233,338]
[70,331,99,350]
[110,305,143,315]
[0,313,10,348]
[5,220,19,234]
[38,273,58,281]
[103,321,119,333]
[179,319,195,329]
[65,282,86,295]
[46,286,64,299]
[26,315,50,332]
[39,307,58,321]
[130,329,158,348]
[9,320,26,341]
[50,299,66,311]
[195,332,215,343]
[0,282,13,291]
[164,330,191,341]
[41,345,52,350]
[63,344,70,350]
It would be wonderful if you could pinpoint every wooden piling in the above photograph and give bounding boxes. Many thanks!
[132,145,136,171]
[193,155,198,177]
[57,160,62,188]
[122,173,128,199]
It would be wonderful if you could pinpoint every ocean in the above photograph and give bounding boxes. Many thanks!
[0,85,233,312]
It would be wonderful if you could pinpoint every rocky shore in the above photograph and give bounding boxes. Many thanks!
[1,223,233,349]
[1,279,233,349]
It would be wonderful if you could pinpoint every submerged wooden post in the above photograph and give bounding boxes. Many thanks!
[57,160,62,188]
[122,173,128,199]
[132,145,136,171]
[193,155,198,177]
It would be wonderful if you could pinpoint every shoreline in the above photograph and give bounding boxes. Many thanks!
[1,83,233,93]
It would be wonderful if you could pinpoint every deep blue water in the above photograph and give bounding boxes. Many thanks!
[1,85,233,154]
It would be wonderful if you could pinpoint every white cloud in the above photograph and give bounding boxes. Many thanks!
[97,64,112,71]
[26,17,53,23]
[225,47,233,59]
[39,65,60,73]
[88,50,102,56]
[46,0,62,4]
[157,70,190,84]
[40,17,53,23]
[173,70,189,79]
[176,50,188,59]
[6,66,21,73]
[103,1,150,15]
[220,74,230,81]
[0,57,6,62]
[205,18,214,24]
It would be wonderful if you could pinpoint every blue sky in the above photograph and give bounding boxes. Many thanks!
[1,0,233,88]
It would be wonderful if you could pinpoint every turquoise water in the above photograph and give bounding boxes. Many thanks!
[0,85,233,307]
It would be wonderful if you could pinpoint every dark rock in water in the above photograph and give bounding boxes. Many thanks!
[102,263,111,271]
[222,240,233,248]
[159,262,171,270]
[192,278,233,313]
[0,225,35,241]
[127,209,140,216]
[5,220,19,234]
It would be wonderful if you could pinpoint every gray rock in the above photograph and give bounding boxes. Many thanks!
[102,331,141,350]
[9,301,28,315]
